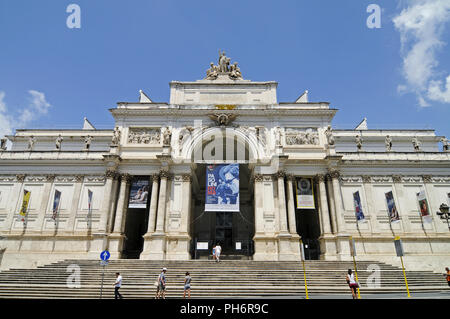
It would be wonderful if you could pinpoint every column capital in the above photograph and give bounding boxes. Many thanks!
[328,169,340,179]
[362,175,372,183]
[16,174,26,182]
[159,169,170,179]
[121,173,132,182]
[45,174,56,182]
[286,174,295,181]
[181,174,192,182]
[314,174,326,183]
[422,175,432,184]
[105,169,117,179]
[253,174,263,182]
[392,174,402,183]
[151,173,160,182]
[275,170,286,179]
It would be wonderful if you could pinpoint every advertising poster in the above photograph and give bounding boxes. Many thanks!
[51,190,62,221]
[205,164,239,212]
[128,180,150,209]
[385,191,400,223]
[353,191,365,222]
[417,190,432,223]
[295,178,315,209]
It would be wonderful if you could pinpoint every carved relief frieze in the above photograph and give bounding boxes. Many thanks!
[127,127,161,145]
[284,127,319,146]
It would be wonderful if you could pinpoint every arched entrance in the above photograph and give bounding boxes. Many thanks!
[187,128,258,259]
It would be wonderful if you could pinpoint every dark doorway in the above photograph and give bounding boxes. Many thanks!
[215,212,233,253]
[122,178,151,259]
[293,179,321,260]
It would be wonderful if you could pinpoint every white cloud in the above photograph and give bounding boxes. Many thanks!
[393,0,450,106]
[0,90,52,139]
[0,92,13,138]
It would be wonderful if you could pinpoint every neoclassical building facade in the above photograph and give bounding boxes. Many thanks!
[0,55,449,271]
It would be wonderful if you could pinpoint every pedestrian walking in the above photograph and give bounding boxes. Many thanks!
[114,272,123,299]
[215,243,222,262]
[445,267,450,287]
[183,272,191,299]
[212,244,216,261]
[346,269,359,299]
[156,268,167,299]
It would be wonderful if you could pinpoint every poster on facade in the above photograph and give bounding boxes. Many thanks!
[352,191,366,222]
[205,164,239,212]
[128,180,150,209]
[447,193,450,206]
[51,190,62,221]
[385,191,400,223]
[19,189,31,222]
[295,178,315,209]
[416,190,432,223]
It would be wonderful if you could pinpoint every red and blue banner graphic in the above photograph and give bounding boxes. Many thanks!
[353,191,365,222]
[205,164,239,212]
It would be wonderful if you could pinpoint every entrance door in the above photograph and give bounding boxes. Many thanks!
[215,212,233,253]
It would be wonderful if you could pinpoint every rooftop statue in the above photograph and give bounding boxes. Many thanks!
[205,51,243,80]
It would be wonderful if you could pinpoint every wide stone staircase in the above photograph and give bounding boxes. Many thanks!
[0,259,447,298]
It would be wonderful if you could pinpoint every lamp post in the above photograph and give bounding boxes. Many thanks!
[436,203,450,231]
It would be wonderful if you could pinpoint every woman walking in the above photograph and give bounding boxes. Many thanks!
[346,269,359,299]
[183,272,191,299]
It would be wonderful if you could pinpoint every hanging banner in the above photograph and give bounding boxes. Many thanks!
[51,190,62,221]
[416,190,432,223]
[128,180,149,208]
[19,189,31,221]
[447,193,450,206]
[205,164,239,212]
[86,189,93,225]
[353,191,365,222]
[385,191,400,223]
[295,178,315,209]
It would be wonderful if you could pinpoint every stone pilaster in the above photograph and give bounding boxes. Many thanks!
[36,175,55,232]
[422,175,447,233]
[5,175,26,232]
[316,174,336,260]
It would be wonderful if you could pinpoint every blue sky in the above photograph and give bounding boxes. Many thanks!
[1,0,450,138]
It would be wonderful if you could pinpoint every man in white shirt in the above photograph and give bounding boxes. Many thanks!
[114,272,123,299]
[215,243,222,262]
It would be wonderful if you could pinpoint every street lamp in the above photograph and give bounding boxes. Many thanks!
[436,203,450,230]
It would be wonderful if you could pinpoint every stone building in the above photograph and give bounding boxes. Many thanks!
[0,54,449,271]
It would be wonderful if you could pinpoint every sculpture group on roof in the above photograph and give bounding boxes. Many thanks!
[206,50,243,80]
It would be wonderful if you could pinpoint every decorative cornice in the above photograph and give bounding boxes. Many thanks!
[362,175,372,183]
[422,175,432,184]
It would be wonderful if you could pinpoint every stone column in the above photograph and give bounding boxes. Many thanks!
[142,170,169,260]
[422,175,447,233]
[66,175,83,234]
[109,173,131,258]
[98,170,116,233]
[145,174,160,235]
[35,175,55,232]
[252,173,278,261]
[285,175,297,235]
[362,175,378,235]
[329,169,351,260]
[392,175,411,233]
[4,174,26,231]
[277,171,289,234]
[316,174,332,235]
[326,174,337,234]
[276,171,296,261]
[112,174,131,234]
[107,176,120,233]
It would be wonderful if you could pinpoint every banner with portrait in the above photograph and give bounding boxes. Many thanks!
[385,191,400,223]
[128,180,150,209]
[416,190,432,223]
[205,164,240,212]
[295,178,315,209]
[353,191,365,222]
